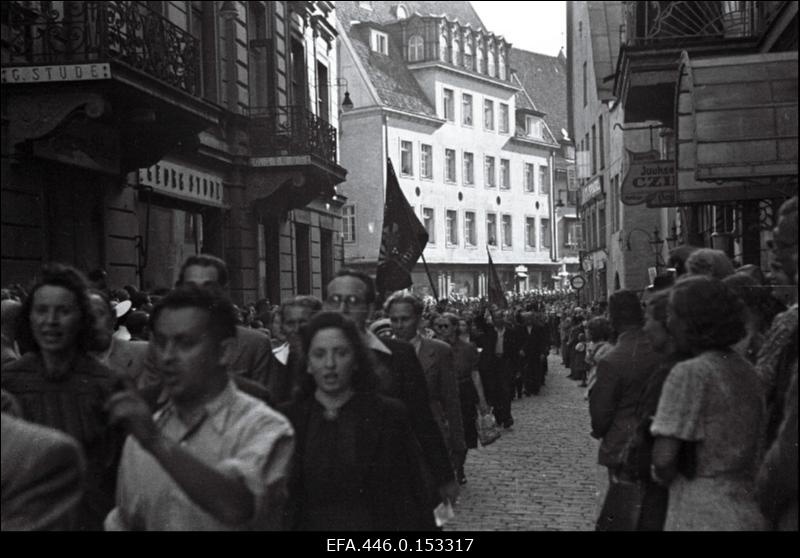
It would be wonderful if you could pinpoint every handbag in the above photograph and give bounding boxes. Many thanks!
[595,476,643,531]
[475,407,502,446]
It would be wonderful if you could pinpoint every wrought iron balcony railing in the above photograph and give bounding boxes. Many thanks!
[622,1,763,46]
[5,1,200,96]
[249,105,338,165]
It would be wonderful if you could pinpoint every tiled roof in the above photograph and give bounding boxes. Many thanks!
[510,47,569,143]
[348,25,437,116]
[337,1,485,33]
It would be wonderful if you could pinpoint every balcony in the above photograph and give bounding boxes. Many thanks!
[249,105,338,165]
[615,1,768,123]
[622,1,760,47]
[4,1,201,96]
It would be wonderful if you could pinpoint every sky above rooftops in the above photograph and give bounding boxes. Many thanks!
[470,1,567,57]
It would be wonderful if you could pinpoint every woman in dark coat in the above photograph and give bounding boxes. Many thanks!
[280,312,435,531]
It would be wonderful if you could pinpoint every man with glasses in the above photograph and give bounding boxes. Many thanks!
[386,294,464,484]
[323,270,460,511]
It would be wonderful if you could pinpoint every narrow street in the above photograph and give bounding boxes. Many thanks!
[445,352,600,531]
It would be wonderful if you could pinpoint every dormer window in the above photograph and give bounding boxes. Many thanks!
[476,43,484,73]
[487,45,496,77]
[439,26,449,62]
[371,30,388,55]
[396,5,408,19]
[498,51,507,80]
[526,115,544,140]
[408,35,424,62]
[463,36,473,70]
[451,35,460,65]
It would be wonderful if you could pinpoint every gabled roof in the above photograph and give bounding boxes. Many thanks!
[346,21,437,116]
[510,47,570,143]
[337,1,485,33]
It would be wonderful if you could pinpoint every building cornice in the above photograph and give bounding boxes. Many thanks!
[407,61,520,93]
[342,105,445,128]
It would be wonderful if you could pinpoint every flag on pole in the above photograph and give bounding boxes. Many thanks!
[486,246,508,309]
[376,159,429,295]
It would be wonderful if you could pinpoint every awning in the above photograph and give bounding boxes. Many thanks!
[675,51,797,203]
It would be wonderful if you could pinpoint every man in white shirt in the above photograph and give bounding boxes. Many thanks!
[105,286,294,530]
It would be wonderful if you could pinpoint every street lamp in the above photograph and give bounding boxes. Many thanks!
[322,78,354,112]
[624,227,665,270]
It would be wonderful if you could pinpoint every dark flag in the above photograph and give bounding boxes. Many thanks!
[376,159,429,295]
[487,247,508,309]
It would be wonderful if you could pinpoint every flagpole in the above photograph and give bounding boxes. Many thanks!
[420,252,439,300]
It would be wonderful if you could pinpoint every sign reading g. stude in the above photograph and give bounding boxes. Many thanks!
[622,159,677,207]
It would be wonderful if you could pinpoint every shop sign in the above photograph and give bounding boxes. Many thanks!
[583,177,603,202]
[621,159,677,207]
[2,63,111,84]
[138,160,224,207]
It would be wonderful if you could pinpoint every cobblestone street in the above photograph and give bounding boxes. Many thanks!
[445,352,600,531]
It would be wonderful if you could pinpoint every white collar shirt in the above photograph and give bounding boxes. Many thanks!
[105,381,295,531]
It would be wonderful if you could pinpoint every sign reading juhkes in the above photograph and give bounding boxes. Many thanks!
[621,149,676,207]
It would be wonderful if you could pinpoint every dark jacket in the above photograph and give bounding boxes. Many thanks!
[589,328,661,468]
[371,337,455,488]
[280,392,436,531]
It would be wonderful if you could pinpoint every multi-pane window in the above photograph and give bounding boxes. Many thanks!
[484,156,496,188]
[451,34,460,65]
[465,211,476,246]
[526,217,537,248]
[420,144,433,179]
[526,116,543,139]
[501,215,512,247]
[486,213,497,246]
[599,114,605,170]
[462,93,473,126]
[408,35,424,61]
[499,103,509,133]
[446,210,458,245]
[483,99,494,130]
[540,218,551,249]
[476,45,484,74]
[524,163,535,192]
[423,207,435,244]
[498,52,507,80]
[342,205,356,242]
[463,152,475,185]
[565,221,580,248]
[463,37,473,70]
[445,149,457,183]
[371,30,388,55]
[400,140,413,176]
[487,49,496,77]
[500,159,510,190]
[443,88,455,121]
[539,165,550,194]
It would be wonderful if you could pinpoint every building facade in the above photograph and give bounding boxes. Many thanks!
[612,1,797,277]
[568,1,685,302]
[2,1,348,304]
[336,1,566,298]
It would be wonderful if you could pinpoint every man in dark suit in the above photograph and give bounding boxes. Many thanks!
[2,410,86,530]
[475,308,520,428]
[385,293,465,473]
[177,254,274,390]
[323,271,459,509]
[519,311,549,396]
[590,290,661,527]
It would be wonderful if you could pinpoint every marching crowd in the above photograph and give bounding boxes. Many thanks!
[0,196,797,532]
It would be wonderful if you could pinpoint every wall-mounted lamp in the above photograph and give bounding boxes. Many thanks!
[323,78,354,112]
[219,1,238,21]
